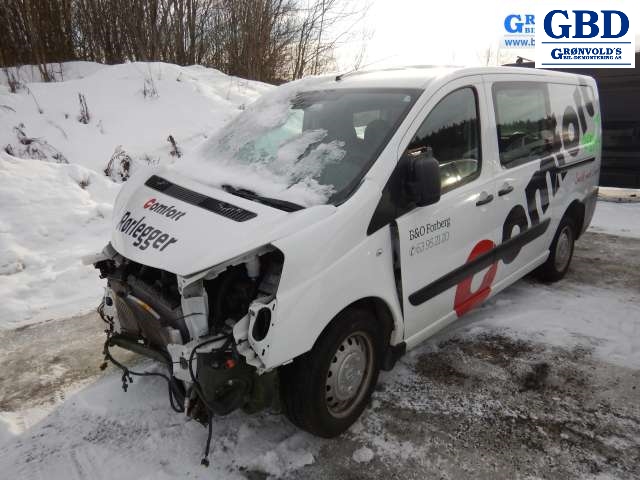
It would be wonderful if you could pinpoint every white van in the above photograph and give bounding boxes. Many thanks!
[92,66,600,445]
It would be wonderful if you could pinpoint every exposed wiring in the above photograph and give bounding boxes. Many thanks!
[101,337,185,413]
[187,335,231,466]
[202,414,214,467]
[97,298,114,332]
[186,334,249,466]
[97,299,247,466]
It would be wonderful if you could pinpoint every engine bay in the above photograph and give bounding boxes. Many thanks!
[93,244,284,464]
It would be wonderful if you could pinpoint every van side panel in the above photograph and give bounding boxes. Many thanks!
[483,73,600,296]
[548,78,601,231]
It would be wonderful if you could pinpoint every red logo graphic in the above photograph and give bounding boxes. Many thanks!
[454,239,498,317]
[143,198,156,209]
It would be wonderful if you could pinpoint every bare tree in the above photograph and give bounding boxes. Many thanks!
[0,0,75,81]
[1,0,370,83]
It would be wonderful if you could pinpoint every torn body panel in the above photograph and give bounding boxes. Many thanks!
[94,243,284,424]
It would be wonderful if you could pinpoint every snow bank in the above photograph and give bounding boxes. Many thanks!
[0,153,119,327]
[1,61,107,87]
[0,61,271,174]
[0,62,271,328]
[589,200,640,239]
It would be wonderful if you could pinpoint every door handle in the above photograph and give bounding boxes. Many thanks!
[475,192,494,206]
[498,185,514,196]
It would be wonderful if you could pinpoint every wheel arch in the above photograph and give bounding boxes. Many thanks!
[314,296,403,371]
[562,199,586,239]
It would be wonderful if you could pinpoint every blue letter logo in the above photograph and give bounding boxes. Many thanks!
[601,10,629,38]
[505,14,524,33]
[544,10,571,39]
[573,10,599,38]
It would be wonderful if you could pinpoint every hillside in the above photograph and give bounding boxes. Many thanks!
[0,62,271,327]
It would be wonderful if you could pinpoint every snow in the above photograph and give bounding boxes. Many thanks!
[589,200,640,239]
[0,62,271,328]
[0,154,118,327]
[352,446,374,463]
[449,280,640,370]
[1,62,271,173]
[0,364,321,479]
[1,61,107,86]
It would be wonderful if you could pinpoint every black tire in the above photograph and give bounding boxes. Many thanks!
[280,308,383,438]
[535,216,576,282]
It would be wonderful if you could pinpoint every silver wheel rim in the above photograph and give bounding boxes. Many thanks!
[554,226,573,272]
[325,332,373,418]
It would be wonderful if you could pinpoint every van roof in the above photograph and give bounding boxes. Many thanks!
[305,65,592,90]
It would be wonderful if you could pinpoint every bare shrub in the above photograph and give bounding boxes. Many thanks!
[167,135,181,158]
[143,74,158,99]
[24,86,43,114]
[8,123,69,163]
[3,68,22,93]
[104,146,132,182]
[78,93,90,124]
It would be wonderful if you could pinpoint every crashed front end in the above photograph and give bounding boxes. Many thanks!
[92,242,284,463]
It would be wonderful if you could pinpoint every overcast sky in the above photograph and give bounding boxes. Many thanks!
[334,0,640,70]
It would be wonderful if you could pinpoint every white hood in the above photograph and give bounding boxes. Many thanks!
[110,170,335,276]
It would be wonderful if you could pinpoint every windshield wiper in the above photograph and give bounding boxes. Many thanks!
[221,185,305,212]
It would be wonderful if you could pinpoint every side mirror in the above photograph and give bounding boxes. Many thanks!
[404,148,441,207]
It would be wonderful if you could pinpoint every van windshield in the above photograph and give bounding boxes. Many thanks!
[177,83,421,207]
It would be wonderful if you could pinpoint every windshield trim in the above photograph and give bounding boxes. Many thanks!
[221,184,304,212]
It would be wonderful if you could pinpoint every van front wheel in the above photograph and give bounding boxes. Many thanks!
[536,217,576,282]
[280,308,382,438]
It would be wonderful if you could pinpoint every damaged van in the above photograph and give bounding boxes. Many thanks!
[90,66,600,461]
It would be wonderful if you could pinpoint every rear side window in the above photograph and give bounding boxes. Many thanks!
[408,87,481,191]
[493,82,554,168]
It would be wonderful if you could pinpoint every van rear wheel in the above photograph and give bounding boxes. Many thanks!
[280,308,382,438]
[535,217,576,282]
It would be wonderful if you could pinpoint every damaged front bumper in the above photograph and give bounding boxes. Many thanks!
[92,243,283,431]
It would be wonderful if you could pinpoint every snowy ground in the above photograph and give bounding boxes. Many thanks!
[589,200,640,239]
[0,225,638,479]
[0,62,270,328]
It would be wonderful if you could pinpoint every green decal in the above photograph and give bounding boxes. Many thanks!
[582,113,601,155]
